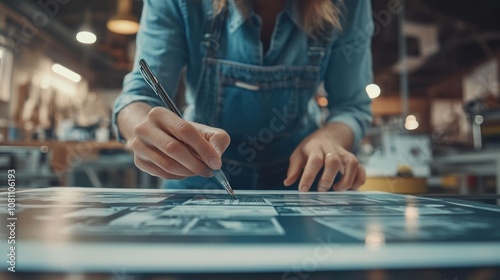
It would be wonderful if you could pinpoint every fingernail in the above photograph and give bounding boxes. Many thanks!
[299,185,308,192]
[214,146,222,156]
[209,157,221,169]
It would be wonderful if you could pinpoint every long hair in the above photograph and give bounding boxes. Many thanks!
[213,0,343,38]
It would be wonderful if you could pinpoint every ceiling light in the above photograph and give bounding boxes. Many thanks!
[52,63,81,83]
[405,121,419,130]
[366,84,381,99]
[107,0,140,35]
[405,115,419,130]
[77,10,97,44]
[76,31,97,44]
[406,115,417,122]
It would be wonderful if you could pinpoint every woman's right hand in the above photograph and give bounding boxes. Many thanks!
[129,107,231,179]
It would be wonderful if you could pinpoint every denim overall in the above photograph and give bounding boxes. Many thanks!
[165,5,333,191]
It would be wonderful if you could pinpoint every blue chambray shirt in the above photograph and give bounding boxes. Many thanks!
[113,0,373,152]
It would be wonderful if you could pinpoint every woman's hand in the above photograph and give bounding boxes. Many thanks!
[283,123,366,192]
[128,106,231,179]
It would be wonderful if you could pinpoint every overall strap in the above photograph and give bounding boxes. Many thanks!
[202,1,227,59]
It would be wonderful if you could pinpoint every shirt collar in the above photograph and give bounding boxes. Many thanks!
[227,0,249,33]
[227,0,301,34]
[285,0,301,28]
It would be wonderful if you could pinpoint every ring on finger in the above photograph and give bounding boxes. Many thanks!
[325,152,345,174]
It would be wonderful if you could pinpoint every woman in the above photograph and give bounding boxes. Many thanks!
[113,0,373,192]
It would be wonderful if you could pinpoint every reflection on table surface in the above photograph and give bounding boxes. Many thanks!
[6,268,500,280]
[1,188,500,276]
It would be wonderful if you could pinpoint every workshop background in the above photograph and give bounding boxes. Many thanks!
[0,0,499,198]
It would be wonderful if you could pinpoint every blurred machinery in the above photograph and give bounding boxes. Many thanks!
[359,119,432,194]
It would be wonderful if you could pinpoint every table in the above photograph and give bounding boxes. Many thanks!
[0,146,56,187]
[0,141,154,188]
[64,153,153,188]
[0,141,126,173]
[433,149,500,203]
[1,188,500,279]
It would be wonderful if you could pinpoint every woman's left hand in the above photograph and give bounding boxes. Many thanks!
[283,124,366,192]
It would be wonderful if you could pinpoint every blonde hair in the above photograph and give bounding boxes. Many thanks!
[213,0,343,38]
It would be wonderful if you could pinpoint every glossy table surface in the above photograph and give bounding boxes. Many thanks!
[1,187,500,279]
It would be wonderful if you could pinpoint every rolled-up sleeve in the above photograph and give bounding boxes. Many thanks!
[324,0,374,151]
[112,0,188,142]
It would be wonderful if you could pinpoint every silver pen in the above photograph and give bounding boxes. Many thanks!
[139,59,236,199]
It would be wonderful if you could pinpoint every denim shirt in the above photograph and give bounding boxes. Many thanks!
[112,0,374,189]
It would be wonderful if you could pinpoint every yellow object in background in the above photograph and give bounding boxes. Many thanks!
[441,175,459,189]
[359,177,428,194]
[358,163,428,194]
